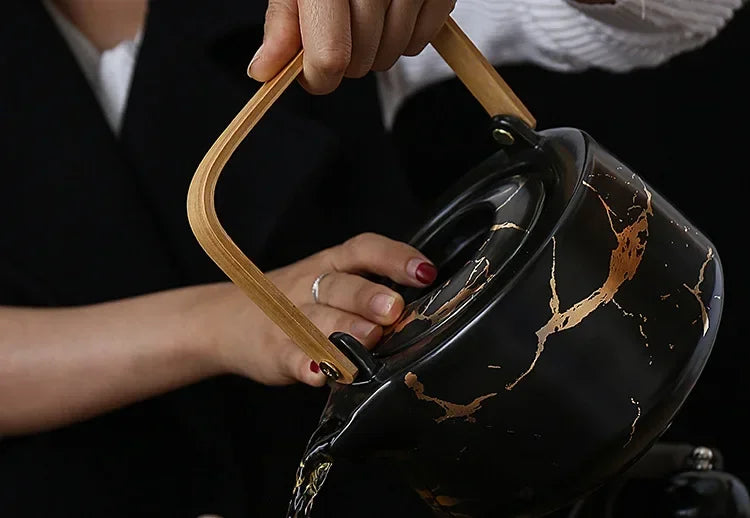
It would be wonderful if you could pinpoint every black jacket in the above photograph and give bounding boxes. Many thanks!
[0,1,432,516]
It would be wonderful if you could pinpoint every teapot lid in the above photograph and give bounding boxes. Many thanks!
[375,172,545,357]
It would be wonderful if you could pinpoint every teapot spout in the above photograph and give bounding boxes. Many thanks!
[286,417,341,518]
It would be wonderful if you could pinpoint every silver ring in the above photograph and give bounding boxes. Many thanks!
[311,272,332,304]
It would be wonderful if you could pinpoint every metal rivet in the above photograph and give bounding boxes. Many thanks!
[691,446,715,471]
[492,128,515,146]
[319,361,341,381]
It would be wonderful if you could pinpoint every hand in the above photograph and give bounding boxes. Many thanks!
[248,0,457,94]
[199,233,437,387]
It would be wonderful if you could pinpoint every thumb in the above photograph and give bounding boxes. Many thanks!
[248,0,301,81]
[300,356,329,387]
[287,346,328,387]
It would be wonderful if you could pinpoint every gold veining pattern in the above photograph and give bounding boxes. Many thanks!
[507,180,653,390]
[405,372,497,423]
[293,460,331,491]
[426,258,495,322]
[612,299,649,348]
[478,219,526,254]
[386,257,496,336]
[683,248,714,337]
[288,457,333,518]
[624,397,641,447]
[490,222,528,233]
[386,182,531,339]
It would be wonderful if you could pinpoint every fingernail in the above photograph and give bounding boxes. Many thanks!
[247,44,263,78]
[370,293,396,316]
[408,258,437,284]
[309,361,320,374]
[416,262,438,284]
[352,320,378,341]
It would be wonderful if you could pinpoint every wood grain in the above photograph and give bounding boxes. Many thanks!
[187,51,359,384]
[186,18,537,385]
[432,18,536,128]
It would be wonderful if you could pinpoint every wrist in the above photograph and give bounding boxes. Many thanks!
[176,283,232,378]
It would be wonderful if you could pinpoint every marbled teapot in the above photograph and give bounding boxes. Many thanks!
[187,17,723,518]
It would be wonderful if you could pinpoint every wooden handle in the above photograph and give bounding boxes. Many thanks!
[186,17,535,386]
[187,51,359,384]
[431,17,536,128]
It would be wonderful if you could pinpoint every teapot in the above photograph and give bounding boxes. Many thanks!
[187,17,723,518]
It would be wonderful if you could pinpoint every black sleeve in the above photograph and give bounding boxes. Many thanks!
[0,254,55,307]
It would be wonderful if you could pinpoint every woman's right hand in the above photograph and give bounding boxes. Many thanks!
[195,233,438,388]
[0,233,436,434]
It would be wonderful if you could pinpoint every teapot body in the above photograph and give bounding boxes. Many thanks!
[316,126,723,518]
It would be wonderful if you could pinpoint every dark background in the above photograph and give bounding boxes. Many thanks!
[389,1,749,493]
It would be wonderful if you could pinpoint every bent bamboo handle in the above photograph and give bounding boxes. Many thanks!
[431,18,536,128]
[187,52,359,385]
[186,17,535,385]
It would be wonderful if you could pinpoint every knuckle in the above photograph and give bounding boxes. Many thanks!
[316,247,338,271]
[404,41,428,57]
[336,242,356,267]
[302,81,337,96]
[345,62,371,79]
[320,273,341,304]
[342,233,370,259]
[313,45,352,77]
[347,41,379,78]
[351,232,379,247]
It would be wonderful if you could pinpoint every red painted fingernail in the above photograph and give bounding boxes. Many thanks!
[415,262,438,284]
[309,361,320,374]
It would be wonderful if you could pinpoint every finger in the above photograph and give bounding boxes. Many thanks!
[290,303,384,386]
[285,344,328,387]
[298,0,352,95]
[371,0,425,71]
[404,0,456,57]
[326,233,438,287]
[314,271,405,325]
[248,0,301,81]
[345,0,388,78]
[305,303,384,348]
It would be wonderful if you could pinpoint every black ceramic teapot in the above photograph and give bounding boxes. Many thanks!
[187,17,724,518]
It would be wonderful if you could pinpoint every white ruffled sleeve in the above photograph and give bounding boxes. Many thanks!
[376,0,743,129]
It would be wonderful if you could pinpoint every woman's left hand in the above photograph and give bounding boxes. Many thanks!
[247,0,456,94]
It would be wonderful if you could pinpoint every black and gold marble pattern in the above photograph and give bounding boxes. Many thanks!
[307,126,723,518]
